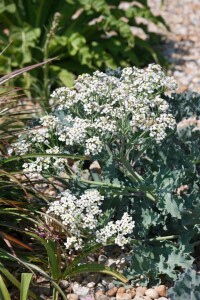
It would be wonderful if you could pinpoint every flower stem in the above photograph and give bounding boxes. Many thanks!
[120,158,157,202]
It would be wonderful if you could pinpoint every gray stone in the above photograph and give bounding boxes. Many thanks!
[67,293,79,300]
[116,293,132,300]
[87,282,96,288]
[98,255,108,263]
[73,285,89,297]
[105,259,117,268]
[108,282,116,290]
[102,280,108,287]
[96,295,109,300]
[96,283,106,292]
[135,286,147,296]
[145,288,159,299]
[101,277,113,287]
[59,280,70,289]
[106,287,118,297]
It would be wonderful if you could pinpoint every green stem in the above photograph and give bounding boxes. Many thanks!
[53,288,59,300]
[129,235,179,246]
[0,153,87,165]
[121,158,144,182]
[145,235,179,242]
[120,158,157,202]
[79,178,139,193]
[35,0,46,27]
[78,178,156,202]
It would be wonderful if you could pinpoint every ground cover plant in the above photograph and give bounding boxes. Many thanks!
[0,0,167,105]
[1,64,200,298]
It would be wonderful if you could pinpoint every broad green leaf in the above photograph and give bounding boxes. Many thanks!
[163,193,182,219]
[168,268,200,300]
[0,2,16,14]
[58,69,75,87]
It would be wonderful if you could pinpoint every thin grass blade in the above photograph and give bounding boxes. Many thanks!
[65,263,128,283]
[20,273,33,300]
[0,274,11,300]
[0,58,57,85]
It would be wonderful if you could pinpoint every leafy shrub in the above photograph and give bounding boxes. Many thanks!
[3,66,200,294]
[7,64,196,285]
[0,0,167,103]
[167,268,200,300]
[166,91,200,122]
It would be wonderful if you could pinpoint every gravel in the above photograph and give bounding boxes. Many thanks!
[148,0,200,93]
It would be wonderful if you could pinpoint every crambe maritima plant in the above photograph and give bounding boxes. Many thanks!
[8,63,177,242]
[9,64,198,286]
[10,64,177,171]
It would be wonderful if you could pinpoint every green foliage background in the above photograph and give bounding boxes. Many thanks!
[0,0,166,102]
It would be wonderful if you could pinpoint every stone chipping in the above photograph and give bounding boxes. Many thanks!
[148,0,200,93]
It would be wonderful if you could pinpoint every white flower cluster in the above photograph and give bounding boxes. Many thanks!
[22,146,66,173]
[46,189,134,250]
[85,136,103,156]
[50,64,177,144]
[40,115,59,128]
[96,212,135,247]
[11,65,177,174]
[8,138,32,155]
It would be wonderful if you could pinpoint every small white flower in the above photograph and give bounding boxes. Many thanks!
[46,189,134,251]
[85,136,103,156]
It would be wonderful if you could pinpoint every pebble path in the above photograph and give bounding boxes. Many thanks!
[149,0,200,93]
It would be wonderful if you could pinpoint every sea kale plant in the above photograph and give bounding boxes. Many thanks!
[8,65,199,285]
